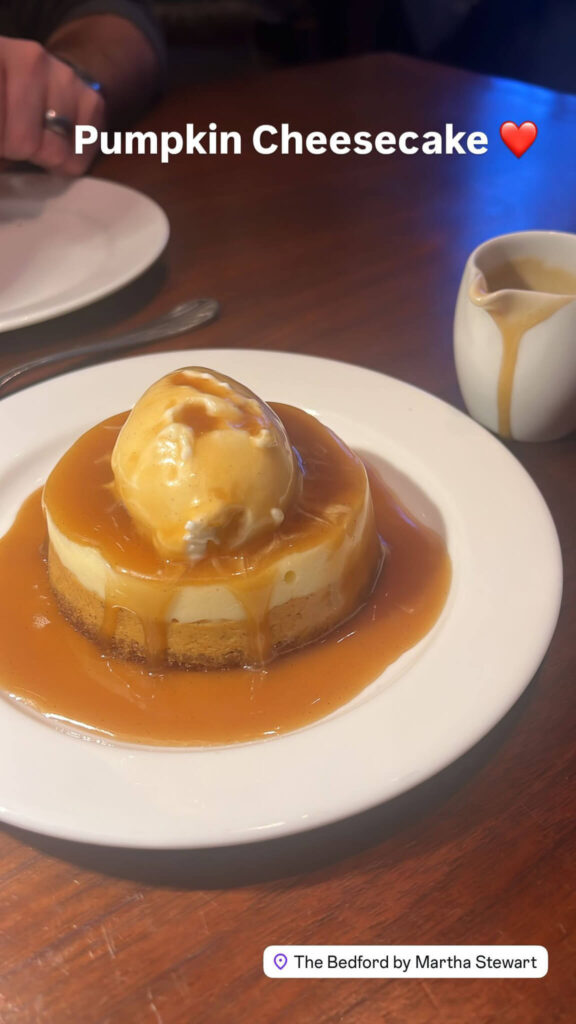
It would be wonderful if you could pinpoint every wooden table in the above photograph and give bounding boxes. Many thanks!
[1,54,574,1023]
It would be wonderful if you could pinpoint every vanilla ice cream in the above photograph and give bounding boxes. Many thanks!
[110,367,299,561]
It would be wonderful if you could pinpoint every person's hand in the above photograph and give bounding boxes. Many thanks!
[0,36,105,175]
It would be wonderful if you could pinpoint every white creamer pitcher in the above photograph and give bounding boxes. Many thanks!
[454,230,576,441]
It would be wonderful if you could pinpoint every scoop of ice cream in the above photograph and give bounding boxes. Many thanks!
[111,367,299,561]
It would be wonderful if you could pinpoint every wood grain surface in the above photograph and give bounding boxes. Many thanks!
[0,54,574,1023]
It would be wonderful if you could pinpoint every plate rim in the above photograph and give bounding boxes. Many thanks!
[0,350,563,848]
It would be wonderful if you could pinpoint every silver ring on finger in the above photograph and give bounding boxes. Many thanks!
[43,109,74,139]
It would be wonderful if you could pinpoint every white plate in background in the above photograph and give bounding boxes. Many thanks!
[0,175,169,332]
[0,351,562,847]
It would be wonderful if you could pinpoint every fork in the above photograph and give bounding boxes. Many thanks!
[0,297,220,396]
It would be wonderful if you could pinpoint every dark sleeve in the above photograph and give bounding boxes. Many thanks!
[14,0,166,71]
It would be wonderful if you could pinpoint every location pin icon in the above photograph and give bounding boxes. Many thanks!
[274,953,288,970]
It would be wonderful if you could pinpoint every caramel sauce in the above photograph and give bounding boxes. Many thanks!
[0,474,451,747]
[172,391,264,438]
[44,404,381,667]
[167,368,269,437]
[471,257,576,437]
[169,369,234,396]
[44,406,366,580]
[485,258,576,295]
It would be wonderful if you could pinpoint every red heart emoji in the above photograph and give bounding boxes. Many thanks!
[500,120,538,157]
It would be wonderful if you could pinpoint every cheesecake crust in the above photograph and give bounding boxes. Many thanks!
[48,545,367,669]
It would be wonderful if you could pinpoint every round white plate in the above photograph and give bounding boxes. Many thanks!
[0,351,562,848]
[0,175,169,332]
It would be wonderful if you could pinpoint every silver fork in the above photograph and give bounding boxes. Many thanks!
[0,297,220,396]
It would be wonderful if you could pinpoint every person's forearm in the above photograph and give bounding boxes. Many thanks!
[46,14,161,125]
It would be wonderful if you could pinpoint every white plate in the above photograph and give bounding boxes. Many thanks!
[0,351,562,848]
[0,175,169,332]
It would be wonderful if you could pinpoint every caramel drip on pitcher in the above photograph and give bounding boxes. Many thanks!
[491,294,572,438]
[471,257,576,438]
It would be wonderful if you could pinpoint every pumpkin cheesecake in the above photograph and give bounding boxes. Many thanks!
[43,368,383,668]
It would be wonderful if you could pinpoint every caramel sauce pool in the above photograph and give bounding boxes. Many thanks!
[0,456,451,749]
